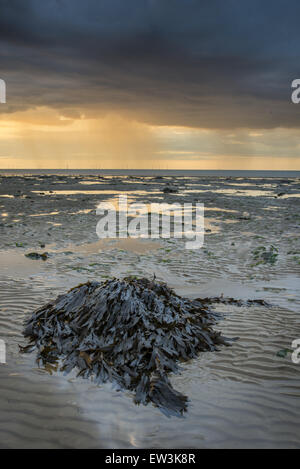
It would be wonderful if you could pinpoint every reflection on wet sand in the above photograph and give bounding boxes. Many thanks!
[62,238,162,254]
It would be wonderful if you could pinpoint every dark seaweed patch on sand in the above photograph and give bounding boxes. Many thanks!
[22,277,234,416]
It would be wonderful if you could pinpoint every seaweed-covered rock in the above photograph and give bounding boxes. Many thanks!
[22,277,233,416]
[25,252,49,261]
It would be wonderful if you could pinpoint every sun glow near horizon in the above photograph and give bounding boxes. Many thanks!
[1,106,300,170]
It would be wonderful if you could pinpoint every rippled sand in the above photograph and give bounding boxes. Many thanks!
[0,173,300,448]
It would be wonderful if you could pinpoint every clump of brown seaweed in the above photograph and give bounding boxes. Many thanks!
[22,277,235,416]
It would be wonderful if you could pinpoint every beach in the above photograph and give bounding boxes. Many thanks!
[0,171,300,448]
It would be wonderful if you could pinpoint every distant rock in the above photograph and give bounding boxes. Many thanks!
[25,252,49,261]
[162,186,178,194]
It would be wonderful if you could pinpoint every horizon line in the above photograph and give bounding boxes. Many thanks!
[1,168,300,172]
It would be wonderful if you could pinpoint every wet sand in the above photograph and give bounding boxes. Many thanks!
[0,173,300,448]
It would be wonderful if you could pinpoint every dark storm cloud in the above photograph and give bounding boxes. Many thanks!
[1,0,300,128]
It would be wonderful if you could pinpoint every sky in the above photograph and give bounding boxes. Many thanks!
[0,0,300,169]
